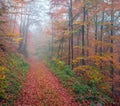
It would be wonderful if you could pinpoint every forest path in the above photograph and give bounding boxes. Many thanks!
[14,57,79,106]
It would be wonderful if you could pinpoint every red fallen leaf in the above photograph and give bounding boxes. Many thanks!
[14,57,80,106]
[9,82,13,85]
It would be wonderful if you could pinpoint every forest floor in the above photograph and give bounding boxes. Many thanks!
[14,57,80,106]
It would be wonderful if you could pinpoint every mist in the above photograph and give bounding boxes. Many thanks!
[0,0,120,105]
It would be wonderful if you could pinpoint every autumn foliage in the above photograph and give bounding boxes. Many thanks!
[0,0,120,105]
[0,0,30,105]
[48,0,120,104]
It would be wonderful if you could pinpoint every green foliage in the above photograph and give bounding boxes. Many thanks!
[73,83,89,95]
[64,65,76,77]
[73,82,111,104]
[0,66,8,100]
[74,65,112,103]
[0,52,29,105]
[75,65,111,90]
[47,59,76,87]
[47,58,112,104]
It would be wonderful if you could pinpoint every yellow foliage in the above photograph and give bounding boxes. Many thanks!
[0,66,7,91]
[0,74,5,80]
[73,21,88,26]
[74,65,104,83]
[88,55,112,64]
[85,69,104,83]
[73,57,85,64]
[13,37,23,43]
[0,66,6,71]
[73,20,81,25]
[73,46,80,49]
[6,34,19,37]
[109,36,120,40]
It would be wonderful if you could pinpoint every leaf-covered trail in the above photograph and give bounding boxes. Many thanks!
[14,57,79,106]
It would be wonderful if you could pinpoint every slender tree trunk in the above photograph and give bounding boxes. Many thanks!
[77,31,80,66]
[68,0,73,68]
[68,38,71,65]
[51,17,54,57]
[86,10,89,57]
[24,14,30,57]
[110,2,114,94]
[81,7,86,65]
[100,12,104,70]
[12,4,17,34]
[94,15,98,55]
[19,4,24,52]
[77,31,80,56]
[100,12,104,55]
[68,0,73,67]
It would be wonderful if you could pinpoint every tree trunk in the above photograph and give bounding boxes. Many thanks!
[94,15,98,54]
[81,7,86,65]
[86,10,89,57]
[68,0,73,67]
[110,2,114,94]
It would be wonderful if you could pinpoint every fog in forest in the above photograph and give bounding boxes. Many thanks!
[0,0,120,105]
[24,0,51,58]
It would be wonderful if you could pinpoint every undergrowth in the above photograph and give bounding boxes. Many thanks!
[46,59,113,105]
[0,50,29,106]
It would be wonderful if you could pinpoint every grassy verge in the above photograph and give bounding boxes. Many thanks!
[46,59,112,105]
[0,51,30,106]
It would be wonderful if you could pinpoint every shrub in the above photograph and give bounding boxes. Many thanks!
[0,52,29,105]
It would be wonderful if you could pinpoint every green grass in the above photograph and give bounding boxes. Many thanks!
[0,53,30,106]
[47,61,76,87]
[46,59,112,104]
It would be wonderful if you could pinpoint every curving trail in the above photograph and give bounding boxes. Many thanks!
[14,57,80,106]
